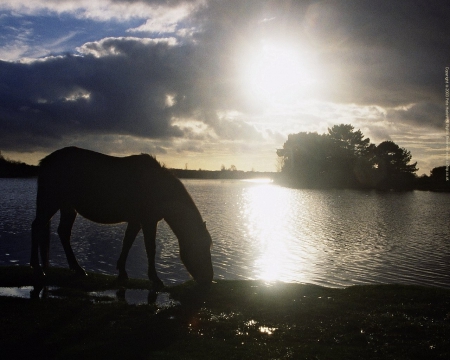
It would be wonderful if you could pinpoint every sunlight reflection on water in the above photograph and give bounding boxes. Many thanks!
[242,184,311,282]
[1,178,450,288]
[191,180,450,288]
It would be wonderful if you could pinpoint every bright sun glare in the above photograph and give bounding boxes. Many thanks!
[242,42,318,104]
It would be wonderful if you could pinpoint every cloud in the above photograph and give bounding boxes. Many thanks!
[314,1,450,109]
[0,0,203,22]
[0,38,183,150]
[175,140,204,153]
[0,33,265,153]
[126,3,196,33]
[386,102,445,129]
[76,36,178,57]
[0,19,34,60]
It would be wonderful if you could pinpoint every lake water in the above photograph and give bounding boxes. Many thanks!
[1,178,449,288]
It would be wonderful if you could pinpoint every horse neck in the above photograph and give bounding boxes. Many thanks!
[163,197,203,249]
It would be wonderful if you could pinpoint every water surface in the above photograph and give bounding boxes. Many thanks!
[1,178,449,288]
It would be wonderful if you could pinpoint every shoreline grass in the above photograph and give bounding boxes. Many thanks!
[1,266,449,359]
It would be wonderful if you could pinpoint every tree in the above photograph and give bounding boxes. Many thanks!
[373,141,418,190]
[326,124,372,188]
[0,153,39,177]
[428,166,450,191]
[277,132,332,187]
[277,126,372,188]
[328,124,371,157]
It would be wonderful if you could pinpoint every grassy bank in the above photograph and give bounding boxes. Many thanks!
[1,266,449,359]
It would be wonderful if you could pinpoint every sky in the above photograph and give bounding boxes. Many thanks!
[0,0,449,174]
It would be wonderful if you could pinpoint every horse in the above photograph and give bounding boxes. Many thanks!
[30,147,213,289]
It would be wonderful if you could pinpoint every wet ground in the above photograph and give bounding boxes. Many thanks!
[1,266,450,360]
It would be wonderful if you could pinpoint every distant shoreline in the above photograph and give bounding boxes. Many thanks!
[0,154,277,180]
[169,168,277,180]
[1,158,448,191]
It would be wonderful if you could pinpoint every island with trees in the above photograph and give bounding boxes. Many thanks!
[276,124,449,191]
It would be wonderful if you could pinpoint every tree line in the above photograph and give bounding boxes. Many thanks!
[1,132,449,191]
[0,152,38,177]
[276,124,449,191]
[0,151,274,180]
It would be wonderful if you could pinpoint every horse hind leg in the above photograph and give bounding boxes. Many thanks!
[31,194,59,278]
[116,222,141,280]
[58,208,86,277]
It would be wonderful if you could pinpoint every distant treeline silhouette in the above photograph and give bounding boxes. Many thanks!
[0,152,38,178]
[0,150,275,180]
[276,124,449,191]
[170,168,275,180]
[415,166,450,192]
[1,139,448,191]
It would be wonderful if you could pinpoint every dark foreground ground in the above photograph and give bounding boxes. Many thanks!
[0,266,449,360]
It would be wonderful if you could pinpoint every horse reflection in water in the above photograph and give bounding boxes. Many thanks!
[30,147,213,289]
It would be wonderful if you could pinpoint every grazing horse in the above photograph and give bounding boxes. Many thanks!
[30,147,213,288]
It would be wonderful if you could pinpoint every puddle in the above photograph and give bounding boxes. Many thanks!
[259,326,277,335]
[0,286,34,298]
[0,286,59,299]
[235,319,278,337]
[89,289,181,308]
[0,286,181,309]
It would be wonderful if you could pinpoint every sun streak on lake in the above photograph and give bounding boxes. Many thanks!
[242,184,313,283]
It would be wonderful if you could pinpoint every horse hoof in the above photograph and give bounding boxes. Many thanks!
[72,268,87,277]
[196,281,212,293]
[147,289,158,303]
[151,278,164,291]
[32,267,46,281]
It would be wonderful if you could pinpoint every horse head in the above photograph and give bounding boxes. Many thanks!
[163,202,213,286]
[179,221,213,286]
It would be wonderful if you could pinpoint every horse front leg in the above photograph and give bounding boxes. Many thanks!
[142,221,164,290]
[116,222,141,280]
[31,217,49,279]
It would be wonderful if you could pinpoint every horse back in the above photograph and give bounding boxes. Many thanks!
[37,147,167,223]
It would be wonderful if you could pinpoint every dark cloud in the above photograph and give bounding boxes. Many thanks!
[320,1,449,108]
[0,37,226,151]
[386,102,445,128]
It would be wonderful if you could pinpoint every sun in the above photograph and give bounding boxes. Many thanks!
[241,42,318,104]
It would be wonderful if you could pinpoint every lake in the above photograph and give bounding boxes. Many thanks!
[1,178,449,288]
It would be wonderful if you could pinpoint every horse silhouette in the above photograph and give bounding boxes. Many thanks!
[30,147,213,289]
